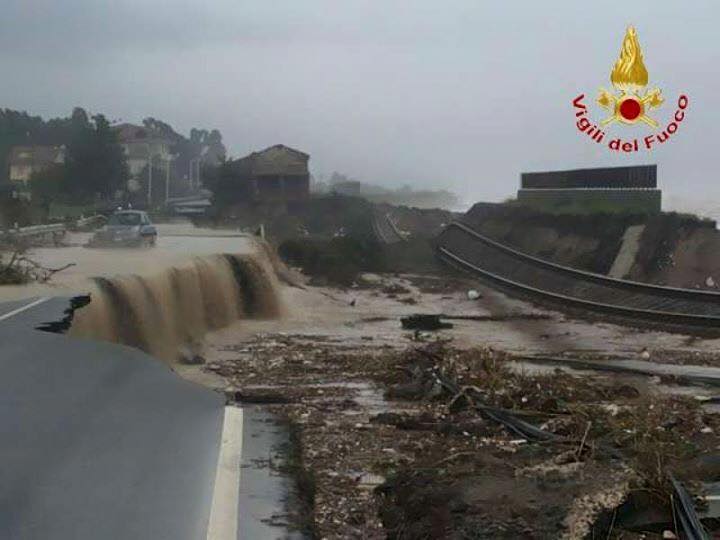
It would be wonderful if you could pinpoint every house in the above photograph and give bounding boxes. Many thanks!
[8,145,65,186]
[226,144,310,203]
[331,180,361,196]
[113,123,174,179]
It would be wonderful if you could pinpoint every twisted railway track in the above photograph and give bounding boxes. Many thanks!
[437,221,720,332]
[372,212,405,244]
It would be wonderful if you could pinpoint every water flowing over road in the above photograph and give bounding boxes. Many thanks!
[0,222,293,539]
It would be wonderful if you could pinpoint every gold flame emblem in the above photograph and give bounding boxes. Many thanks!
[597,26,663,127]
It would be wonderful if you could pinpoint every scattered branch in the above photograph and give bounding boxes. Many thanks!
[0,245,76,284]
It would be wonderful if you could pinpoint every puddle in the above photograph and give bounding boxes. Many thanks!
[241,381,408,417]
[238,407,308,539]
[510,358,720,412]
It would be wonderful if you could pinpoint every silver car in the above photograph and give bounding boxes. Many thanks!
[88,210,157,247]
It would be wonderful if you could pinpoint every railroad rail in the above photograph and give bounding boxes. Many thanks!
[372,213,406,244]
[437,220,720,331]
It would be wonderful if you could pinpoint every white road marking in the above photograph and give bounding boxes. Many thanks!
[207,406,244,540]
[0,297,51,322]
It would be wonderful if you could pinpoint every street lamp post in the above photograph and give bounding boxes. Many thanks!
[145,142,155,208]
[165,154,177,204]
[189,158,202,191]
[147,152,154,207]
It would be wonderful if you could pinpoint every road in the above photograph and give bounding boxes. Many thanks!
[0,224,255,303]
[0,228,299,539]
[0,297,226,539]
[0,225,318,538]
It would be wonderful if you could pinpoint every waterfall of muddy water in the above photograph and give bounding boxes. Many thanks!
[70,253,281,362]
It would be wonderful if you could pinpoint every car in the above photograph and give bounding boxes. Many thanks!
[88,210,157,248]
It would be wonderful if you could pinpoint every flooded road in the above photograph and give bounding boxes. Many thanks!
[206,270,720,363]
[0,223,256,302]
[0,222,282,362]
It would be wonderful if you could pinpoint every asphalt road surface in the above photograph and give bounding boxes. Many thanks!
[0,297,225,539]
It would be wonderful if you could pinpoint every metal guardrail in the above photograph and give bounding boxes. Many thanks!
[74,214,105,228]
[437,221,720,330]
[2,223,66,239]
[2,214,105,241]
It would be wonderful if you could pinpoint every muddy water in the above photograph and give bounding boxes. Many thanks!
[1,225,283,361]
[70,253,281,360]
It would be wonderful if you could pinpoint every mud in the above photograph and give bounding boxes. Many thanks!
[69,253,281,361]
[195,267,720,539]
[0,224,285,362]
[204,329,720,538]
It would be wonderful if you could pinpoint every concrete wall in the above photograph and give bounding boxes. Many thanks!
[517,188,661,214]
[521,165,657,189]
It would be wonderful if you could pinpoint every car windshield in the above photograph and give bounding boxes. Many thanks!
[108,213,141,226]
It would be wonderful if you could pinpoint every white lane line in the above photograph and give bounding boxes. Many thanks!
[207,406,244,540]
[0,297,51,322]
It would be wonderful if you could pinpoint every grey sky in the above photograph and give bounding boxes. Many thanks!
[0,1,717,210]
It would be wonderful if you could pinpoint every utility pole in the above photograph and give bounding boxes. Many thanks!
[147,153,153,207]
[189,157,202,191]
[165,157,171,203]
[165,155,178,204]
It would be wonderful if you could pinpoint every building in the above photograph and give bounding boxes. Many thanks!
[8,145,65,186]
[517,165,661,213]
[226,144,310,203]
[113,123,174,179]
[331,180,362,196]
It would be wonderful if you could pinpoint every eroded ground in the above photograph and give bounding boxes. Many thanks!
[198,272,720,539]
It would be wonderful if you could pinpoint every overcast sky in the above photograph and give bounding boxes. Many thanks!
[0,1,717,211]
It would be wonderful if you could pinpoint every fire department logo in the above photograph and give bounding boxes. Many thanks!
[572,25,688,153]
[597,26,663,127]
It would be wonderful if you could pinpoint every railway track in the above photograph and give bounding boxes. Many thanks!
[372,213,405,244]
[437,221,720,331]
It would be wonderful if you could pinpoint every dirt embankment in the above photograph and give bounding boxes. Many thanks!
[629,221,720,289]
[461,203,719,287]
[240,196,459,285]
[199,196,457,243]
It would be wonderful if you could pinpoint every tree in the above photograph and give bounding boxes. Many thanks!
[64,112,128,203]
[143,117,180,142]
[29,164,64,221]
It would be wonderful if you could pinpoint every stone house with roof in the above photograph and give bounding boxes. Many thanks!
[225,144,310,203]
[8,145,66,186]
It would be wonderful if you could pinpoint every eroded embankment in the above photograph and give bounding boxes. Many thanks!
[70,252,281,361]
[461,203,718,285]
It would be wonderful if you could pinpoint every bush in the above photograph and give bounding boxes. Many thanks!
[278,236,386,286]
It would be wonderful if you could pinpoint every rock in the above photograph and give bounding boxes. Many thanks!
[640,348,651,360]
[614,384,641,399]
[401,314,453,331]
[233,391,292,404]
[177,345,205,365]
[467,289,481,300]
[707,276,716,288]
[179,354,205,365]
